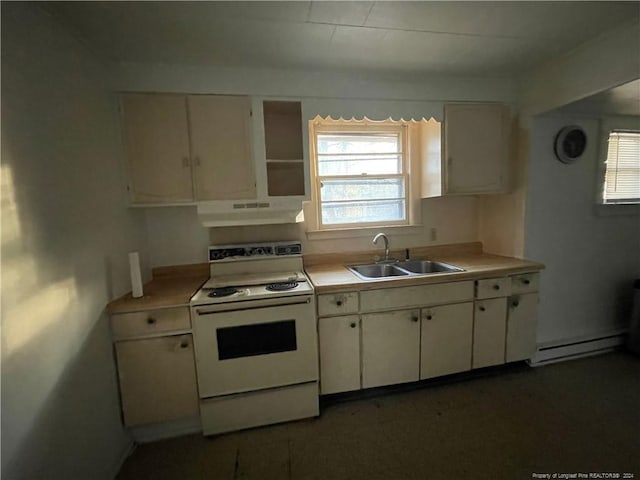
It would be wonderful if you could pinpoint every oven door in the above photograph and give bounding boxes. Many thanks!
[192,295,317,398]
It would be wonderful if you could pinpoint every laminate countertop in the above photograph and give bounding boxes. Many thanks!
[304,242,544,294]
[107,263,209,314]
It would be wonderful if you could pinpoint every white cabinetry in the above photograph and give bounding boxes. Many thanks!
[361,309,421,388]
[318,315,361,394]
[472,298,507,369]
[110,307,199,427]
[316,270,541,396]
[506,293,539,362]
[420,302,473,379]
[317,291,360,395]
[422,103,510,197]
[317,292,359,317]
[471,273,540,369]
[443,104,510,194]
[121,94,193,203]
[188,95,255,201]
[121,93,254,205]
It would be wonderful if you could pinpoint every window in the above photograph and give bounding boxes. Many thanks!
[602,130,640,204]
[310,120,410,229]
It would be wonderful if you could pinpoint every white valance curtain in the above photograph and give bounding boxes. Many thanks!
[301,98,443,123]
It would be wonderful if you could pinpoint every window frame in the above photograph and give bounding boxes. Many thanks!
[309,119,411,231]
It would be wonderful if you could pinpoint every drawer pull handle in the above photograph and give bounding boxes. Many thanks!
[147,318,156,325]
[512,300,520,308]
[493,285,500,290]
[479,306,486,312]
[180,341,189,349]
[350,322,356,328]
[522,279,531,285]
[426,315,433,320]
[336,300,343,306]
[411,315,419,322]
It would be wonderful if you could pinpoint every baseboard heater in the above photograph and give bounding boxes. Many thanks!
[529,329,627,367]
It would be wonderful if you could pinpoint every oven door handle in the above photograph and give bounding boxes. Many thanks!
[195,296,312,316]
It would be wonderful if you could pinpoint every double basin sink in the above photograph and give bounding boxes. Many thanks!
[349,260,464,280]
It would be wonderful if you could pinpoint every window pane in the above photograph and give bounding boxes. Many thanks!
[604,130,640,203]
[318,154,401,176]
[317,134,399,154]
[321,200,406,225]
[320,178,405,202]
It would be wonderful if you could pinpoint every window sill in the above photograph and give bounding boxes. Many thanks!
[593,203,640,216]
[306,224,424,241]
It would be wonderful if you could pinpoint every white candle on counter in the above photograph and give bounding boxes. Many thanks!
[128,251,143,298]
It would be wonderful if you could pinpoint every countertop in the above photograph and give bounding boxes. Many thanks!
[106,243,545,311]
[303,242,544,293]
[107,263,209,314]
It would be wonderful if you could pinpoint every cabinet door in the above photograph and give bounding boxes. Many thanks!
[116,334,199,426]
[122,94,193,203]
[318,315,360,394]
[473,298,507,369]
[506,293,539,362]
[420,302,473,379]
[361,309,420,388]
[188,95,256,201]
[443,104,509,194]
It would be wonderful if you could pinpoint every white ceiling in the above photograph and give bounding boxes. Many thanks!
[45,1,640,77]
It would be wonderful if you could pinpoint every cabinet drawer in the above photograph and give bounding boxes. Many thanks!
[111,307,191,340]
[510,272,540,295]
[360,281,474,312]
[317,292,359,316]
[475,277,511,299]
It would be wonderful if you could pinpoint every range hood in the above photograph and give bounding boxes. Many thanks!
[197,199,304,227]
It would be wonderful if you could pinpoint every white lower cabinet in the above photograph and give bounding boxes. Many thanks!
[506,293,539,362]
[318,315,361,394]
[472,298,507,369]
[361,309,421,388]
[316,272,540,396]
[420,302,473,379]
[115,334,200,426]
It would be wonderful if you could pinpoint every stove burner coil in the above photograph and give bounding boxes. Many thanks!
[208,287,239,298]
[266,282,299,292]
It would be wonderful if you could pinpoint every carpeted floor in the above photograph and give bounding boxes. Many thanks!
[117,351,640,480]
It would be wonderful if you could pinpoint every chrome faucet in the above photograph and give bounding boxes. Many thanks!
[373,233,390,262]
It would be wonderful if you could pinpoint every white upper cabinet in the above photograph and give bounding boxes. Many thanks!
[443,103,510,194]
[422,103,511,197]
[122,93,256,205]
[122,94,194,203]
[188,95,255,201]
[250,98,309,200]
[263,100,306,197]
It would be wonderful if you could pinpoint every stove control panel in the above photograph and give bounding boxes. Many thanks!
[209,241,302,262]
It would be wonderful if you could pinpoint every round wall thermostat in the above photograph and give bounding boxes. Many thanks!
[554,125,587,164]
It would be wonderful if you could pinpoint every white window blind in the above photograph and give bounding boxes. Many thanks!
[603,130,640,204]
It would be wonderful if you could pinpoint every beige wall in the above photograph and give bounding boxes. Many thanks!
[209,195,479,255]
[525,114,640,344]
[1,4,147,478]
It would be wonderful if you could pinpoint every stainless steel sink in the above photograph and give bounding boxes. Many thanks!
[349,263,410,280]
[395,260,464,274]
[348,260,464,280]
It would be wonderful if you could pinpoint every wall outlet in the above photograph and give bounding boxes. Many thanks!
[430,227,437,242]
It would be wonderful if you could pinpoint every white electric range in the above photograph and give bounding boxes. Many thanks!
[190,241,318,435]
